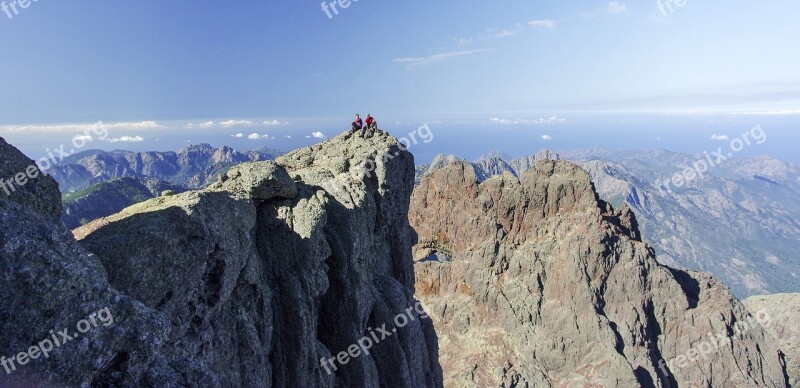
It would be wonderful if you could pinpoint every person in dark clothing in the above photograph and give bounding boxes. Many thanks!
[351,114,363,133]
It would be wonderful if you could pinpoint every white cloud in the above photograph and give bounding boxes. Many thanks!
[311,131,327,139]
[489,116,567,125]
[247,133,270,140]
[186,121,217,129]
[710,134,730,141]
[489,117,513,124]
[457,19,559,48]
[486,25,523,39]
[105,135,145,143]
[284,135,292,139]
[456,24,525,47]
[394,49,495,67]
[185,120,256,129]
[731,109,800,116]
[106,121,163,130]
[231,133,244,138]
[220,120,254,128]
[607,1,627,14]
[73,134,93,142]
[542,135,553,141]
[529,20,557,29]
[263,120,289,126]
[2,121,164,134]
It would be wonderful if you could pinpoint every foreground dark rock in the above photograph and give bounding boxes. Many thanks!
[1,137,171,387]
[1,134,441,387]
[410,160,788,387]
[0,137,62,220]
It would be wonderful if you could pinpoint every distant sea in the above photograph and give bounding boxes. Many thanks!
[3,114,799,166]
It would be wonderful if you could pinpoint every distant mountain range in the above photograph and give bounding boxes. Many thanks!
[416,148,800,298]
[51,143,282,193]
[53,144,282,228]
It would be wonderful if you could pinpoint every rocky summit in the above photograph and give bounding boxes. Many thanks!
[410,160,788,387]
[1,133,441,387]
[1,132,794,388]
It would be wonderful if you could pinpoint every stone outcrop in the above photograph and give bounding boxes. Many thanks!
[0,137,62,220]
[410,160,787,387]
[418,148,800,299]
[1,137,171,387]
[1,134,441,387]
[209,161,298,201]
[745,294,800,387]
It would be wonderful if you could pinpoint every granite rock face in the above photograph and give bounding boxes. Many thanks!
[209,161,298,201]
[410,160,788,387]
[0,136,62,220]
[745,293,800,387]
[2,134,441,387]
[417,149,800,299]
[1,138,170,387]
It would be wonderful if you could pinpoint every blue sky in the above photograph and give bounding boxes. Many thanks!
[1,1,798,161]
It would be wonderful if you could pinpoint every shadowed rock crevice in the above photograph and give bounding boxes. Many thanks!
[666,267,701,309]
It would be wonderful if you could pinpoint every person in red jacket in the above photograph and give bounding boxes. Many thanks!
[364,114,377,138]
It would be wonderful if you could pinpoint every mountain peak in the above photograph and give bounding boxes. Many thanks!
[410,157,786,386]
[475,149,513,163]
[3,132,440,387]
[178,143,215,154]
